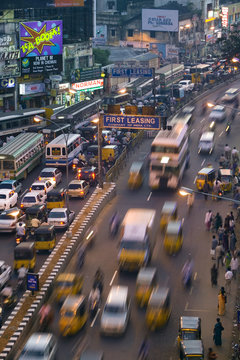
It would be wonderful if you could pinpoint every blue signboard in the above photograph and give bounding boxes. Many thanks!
[103,114,160,130]
[27,273,39,292]
[111,67,153,77]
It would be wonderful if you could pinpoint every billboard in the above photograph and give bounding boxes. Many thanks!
[20,20,63,58]
[142,9,179,32]
[55,0,84,6]
[0,0,84,9]
[103,114,161,130]
[222,7,228,28]
[93,25,107,45]
[72,79,104,92]
[21,55,62,75]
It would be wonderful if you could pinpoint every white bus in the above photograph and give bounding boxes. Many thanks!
[45,134,83,166]
[0,132,44,181]
[149,122,189,190]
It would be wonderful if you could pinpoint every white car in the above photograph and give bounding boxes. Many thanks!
[39,168,62,187]
[209,105,226,122]
[0,189,18,210]
[21,191,45,210]
[48,208,75,229]
[30,180,54,195]
[178,80,194,92]
[0,207,25,233]
[0,261,12,289]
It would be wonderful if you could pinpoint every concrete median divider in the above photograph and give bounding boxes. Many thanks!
[0,182,116,360]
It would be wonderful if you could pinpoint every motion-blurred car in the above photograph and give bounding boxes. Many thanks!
[209,105,226,122]
[178,80,194,92]
[0,208,25,233]
[48,208,75,229]
[0,189,18,210]
[0,261,12,289]
[0,180,22,195]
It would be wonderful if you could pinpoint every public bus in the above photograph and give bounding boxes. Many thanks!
[45,134,83,166]
[149,122,189,190]
[156,64,184,92]
[0,132,44,181]
[102,93,131,111]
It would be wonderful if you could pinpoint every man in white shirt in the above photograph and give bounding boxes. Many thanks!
[225,267,233,293]
[230,255,239,279]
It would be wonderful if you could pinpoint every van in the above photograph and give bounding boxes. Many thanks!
[118,208,156,271]
[102,145,118,161]
[100,286,130,336]
[222,88,238,102]
[198,132,214,154]
[18,332,57,360]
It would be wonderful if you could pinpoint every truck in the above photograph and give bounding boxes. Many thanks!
[118,208,156,271]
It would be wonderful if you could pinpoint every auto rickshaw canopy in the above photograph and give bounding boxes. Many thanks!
[136,267,157,286]
[25,204,46,216]
[166,220,182,236]
[56,273,80,285]
[14,242,35,259]
[34,225,55,240]
[161,201,177,216]
[47,189,66,202]
[148,287,170,308]
[61,294,86,315]
[180,340,204,357]
[197,167,215,178]
[180,316,201,336]
[129,161,144,174]
[219,168,232,179]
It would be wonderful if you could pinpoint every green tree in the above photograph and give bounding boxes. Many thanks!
[218,30,240,61]
[93,48,110,67]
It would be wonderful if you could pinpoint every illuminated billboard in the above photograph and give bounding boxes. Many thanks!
[72,79,104,92]
[55,0,84,6]
[222,7,228,28]
[142,9,179,32]
[0,0,84,8]
[20,20,63,58]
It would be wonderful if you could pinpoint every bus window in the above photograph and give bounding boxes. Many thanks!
[52,147,61,156]
[3,161,14,170]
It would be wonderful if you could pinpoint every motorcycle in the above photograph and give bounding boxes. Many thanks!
[15,235,25,246]
[109,213,120,237]
[2,293,17,310]
[182,260,193,288]
[225,122,231,135]
[89,296,100,319]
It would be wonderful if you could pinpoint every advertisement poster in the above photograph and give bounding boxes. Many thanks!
[93,25,107,46]
[20,20,63,58]
[55,0,84,6]
[142,9,179,32]
[21,55,62,75]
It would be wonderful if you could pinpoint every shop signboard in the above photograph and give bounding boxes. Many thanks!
[0,0,84,8]
[20,20,63,58]
[19,82,46,95]
[21,55,62,75]
[0,51,20,61]
[111,67,153,77]
[72,79,104,92]
[0,78,15,88]
[103,114,161,130]
[93,25,107,45]
[142,9,179,32]
[0,35,15,50]
[74,66,102,82]
[222,7,228,28]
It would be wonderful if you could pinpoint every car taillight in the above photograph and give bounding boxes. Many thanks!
[92,173,95,179]
[60,221,66,225]
[20,204,23,208]
[80,191,84,195]
[29,187,32,191]
[53,177,56,181]
[39,177,42,181]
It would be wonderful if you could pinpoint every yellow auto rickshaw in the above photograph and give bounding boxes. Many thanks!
[219,168,232,192]
[46,189,66,210]
[196,167,215,191]
[177,316,201,345]
[179,340,204,360]
[14,242,36,271]
[146,287,171,330]
[128,161,144,189]
[160,201,178,232]
[164,220,183,255]
[59,295,88,336]
[135,267,157,307]
[33,225,56,252]
[55,273,83,303]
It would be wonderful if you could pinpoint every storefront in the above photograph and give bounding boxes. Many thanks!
[19,82,48,108]
[0,77,16,111]
[71,78,104,102]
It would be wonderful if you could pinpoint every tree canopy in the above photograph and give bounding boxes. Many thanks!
[93,48,110,67]
[218,30,240,60]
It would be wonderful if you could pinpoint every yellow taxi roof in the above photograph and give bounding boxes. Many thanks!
[198,167,214,175]
[56,273,76,283]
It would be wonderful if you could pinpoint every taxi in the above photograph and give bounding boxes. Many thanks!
[0,189,18,211]
[179,340,204,359]
[59,295,87,336]
[55,273,83,303]
[160,201,178,232]
[164,220,183,255]
[178,316,201,345]
[146,287,171,330]
[135,267,157,307]
[196,167,215,191]
[219,169,232,192]
[128,161,144,190]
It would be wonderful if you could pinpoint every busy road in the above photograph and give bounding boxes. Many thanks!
[34,78,240,360]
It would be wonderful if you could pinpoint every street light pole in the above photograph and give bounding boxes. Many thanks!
[179,186,240,205]
[97,113,103,189]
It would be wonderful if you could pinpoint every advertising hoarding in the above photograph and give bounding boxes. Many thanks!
[0,0,84,9]
[142,9,179,32]
[19,83,45,95]
[21,55,62,75]
[222,7,228,28]
[20,20,63,58]
[93,25,108,45]
[72,79,104,92]
[55,0,84,6]
[111,68,153,77]
[103,114,161,130]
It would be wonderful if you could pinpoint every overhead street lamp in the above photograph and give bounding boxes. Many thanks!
[91,111,104,189]
[179,186,240,205]
[34,115,72,236]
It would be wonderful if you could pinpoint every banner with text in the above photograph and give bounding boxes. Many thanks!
[142,9,179,32]
[21,55,62,75]
[20,20,63,58]
[103,114,160,130]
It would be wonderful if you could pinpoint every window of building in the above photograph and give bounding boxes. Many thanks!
[128,29,133,37]
[107,1,115,10]
[150,31,156,38]
[111,29,116,37]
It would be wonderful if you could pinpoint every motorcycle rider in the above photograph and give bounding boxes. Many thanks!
[182,255,193,287]
[88,284,100,310]
[78,151,86,163]
[31,217,41,228]
[18,265,27,280]
[39,303,54,328]
[16,222,26,241]
[109,212,120,236]
[93,268,104,293]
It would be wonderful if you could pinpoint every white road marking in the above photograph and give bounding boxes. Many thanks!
[189,286,193,295]
[201,159,205,167]
[190,129,195,134]
[147,192,152,201]
[90,308,101,328]
[219,131,223,137]
[193,176,197,184]
[109,270,117,286]
[20,189,28,199]
[200,118,205,123]
[194,272,197,281]
[184,302,189,311]
[184,308,210,312]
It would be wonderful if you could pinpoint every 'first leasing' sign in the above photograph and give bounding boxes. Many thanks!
[72,79,103,91]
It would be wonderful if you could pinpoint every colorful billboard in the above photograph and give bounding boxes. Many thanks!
[55,0,84,6]
[142,9,179,32]
[72,79,104,92]
[21,55,62,75]
[222,7,228,28]
[20,20,63,58]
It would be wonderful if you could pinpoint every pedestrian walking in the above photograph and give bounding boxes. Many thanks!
[224,215,231,232]
[203,181,210,200]
[211,263,218,287]
[222,230,229,252]
[213,318,224,346]
[224,144,231,161]
[224,250,231,269]
[218,287,226,316]
[232,147,239,163]
[211,235,218,259]
[215,242,224,269]
[230,254,239,279]
[217,227,224,243]
[208,348,217,360]
[214,212,222,233]
[205,210,213,231]
[230,231,237,253]
[225,267,233,294]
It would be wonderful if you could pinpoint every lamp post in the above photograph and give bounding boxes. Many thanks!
[91,110,103,189]
[179,186,240,205]
[34,115,71,235]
